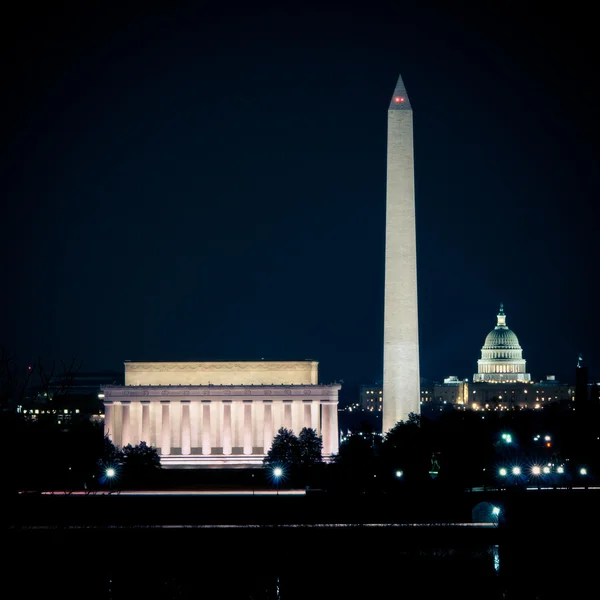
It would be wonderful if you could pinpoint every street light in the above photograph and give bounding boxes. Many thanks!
[512,466,521,476]
[543,466,551,474]
[492,506,500,516]
[105,467,116,492]
[556,466,565,474]
[531,466,541,476]
[395,470,403,479]
[580,468,587,476]
[498,468,508,477]
[273,467,283,495]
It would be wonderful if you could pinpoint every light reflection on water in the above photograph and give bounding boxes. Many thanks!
[10,534,503,599]
[12,528,593,600]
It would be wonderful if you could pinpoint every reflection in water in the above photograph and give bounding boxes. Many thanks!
[11,527,591,599]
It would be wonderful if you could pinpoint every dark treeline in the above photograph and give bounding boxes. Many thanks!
[2,401,599,496]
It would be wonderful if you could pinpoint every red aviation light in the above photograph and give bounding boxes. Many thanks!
[394,96,405,103]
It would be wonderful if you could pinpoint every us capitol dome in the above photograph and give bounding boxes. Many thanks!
[473,304,531,383]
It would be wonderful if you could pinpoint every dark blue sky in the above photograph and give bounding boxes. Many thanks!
[1,2,598,388]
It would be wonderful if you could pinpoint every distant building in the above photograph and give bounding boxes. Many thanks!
[469,376,573,411]
[19,370,122,424]
[102,360,340,468]
[435,305,574,412]
[359,384,383,412]
[434,376,469,406]
[468,305,573,410]
[360,379,434,414]
[473,304,531,383]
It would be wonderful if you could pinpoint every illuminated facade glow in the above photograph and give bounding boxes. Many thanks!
[383,74,420,432]
[102,361,340,468]
[473,304,531,383]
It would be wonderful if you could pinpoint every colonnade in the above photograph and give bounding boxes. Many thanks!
[104,396,339,458]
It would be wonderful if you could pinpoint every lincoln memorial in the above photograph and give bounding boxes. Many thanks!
[102,360,340,467]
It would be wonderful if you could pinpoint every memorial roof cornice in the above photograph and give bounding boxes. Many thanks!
[102,383,341,399]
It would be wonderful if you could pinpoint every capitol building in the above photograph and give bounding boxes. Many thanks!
[473,304,531,383]
[431,304,573,411]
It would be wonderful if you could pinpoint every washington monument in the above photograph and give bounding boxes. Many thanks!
[383,74,420,432]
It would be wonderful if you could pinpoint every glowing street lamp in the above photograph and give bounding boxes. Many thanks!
[531,466,541,476]
[492,506,501,516]
[272,466,283,495]
[580,468,588,476]
[395,470,404,479]
[501,433,512,444]
[542,466,551,474]
[498,468,508,477]
[512,466,521,476]
[556,466,565,474]
[105,466,117,492]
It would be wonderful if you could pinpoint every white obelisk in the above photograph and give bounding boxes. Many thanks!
[383,74,420,432]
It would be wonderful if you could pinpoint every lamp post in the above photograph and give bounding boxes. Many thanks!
[106,467,116,493]
[273,467,283,496]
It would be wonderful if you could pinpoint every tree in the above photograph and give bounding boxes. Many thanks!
[407,412,421,426]
[298,427,323,467]
[331,430,379,492]
[0,349,36,411]
[120,441,161,485]
[382,415,431,483]
[264,427,300,468]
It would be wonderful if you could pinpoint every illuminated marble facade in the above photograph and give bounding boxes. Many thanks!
[102,361,340,467]
[383,74,421,432]
[474,304,531,383]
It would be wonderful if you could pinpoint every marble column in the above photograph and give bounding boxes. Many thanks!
[322,401,332,455]
[283,402,292,430]
[311,399,320,433]
[303,401,312,429]
[161,401,171,455]
[141,401,150,445]
[263,401,273,453]
[104,402,114,440]
[190,402,199,449]
[243,401,253,455]
[223,402,232,455]
[121,402,131,447]
[330,401,339,454]
[202,402,211,455]
[181,400,191,456]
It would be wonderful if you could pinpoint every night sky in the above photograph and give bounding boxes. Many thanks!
[2,2,598,392]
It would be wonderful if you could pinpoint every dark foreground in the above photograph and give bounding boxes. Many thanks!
[5,489,600,599]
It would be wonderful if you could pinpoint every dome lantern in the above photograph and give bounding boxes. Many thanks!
[496,303,506,328]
